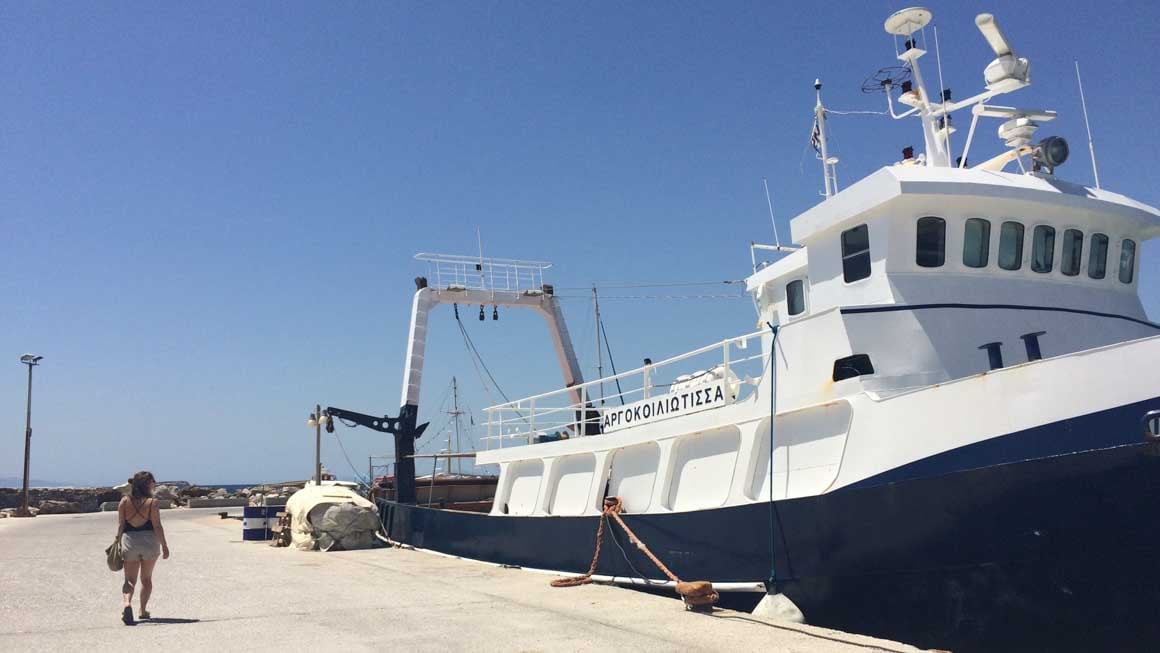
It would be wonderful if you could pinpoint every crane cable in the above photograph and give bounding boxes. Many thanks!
[598,316,625,406]
[455,311,528,424]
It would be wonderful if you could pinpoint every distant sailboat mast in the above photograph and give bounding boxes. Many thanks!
[449,377,464,475]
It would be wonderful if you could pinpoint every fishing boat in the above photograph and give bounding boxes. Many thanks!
[330,8,1160,651]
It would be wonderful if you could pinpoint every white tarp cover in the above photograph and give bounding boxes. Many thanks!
[285,484,376,551]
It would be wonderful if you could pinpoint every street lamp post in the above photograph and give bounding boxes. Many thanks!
[17,354,43,518]
[306,405,329,485]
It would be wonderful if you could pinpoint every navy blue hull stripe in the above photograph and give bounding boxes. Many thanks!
[843,395,1160,490]
[840,302,1160,329]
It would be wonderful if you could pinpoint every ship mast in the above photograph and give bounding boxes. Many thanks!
[875,8,1045,174]
[593,286,604,405]
[881,8,950,167]
[813,79,839,198]
[449,376,464,476]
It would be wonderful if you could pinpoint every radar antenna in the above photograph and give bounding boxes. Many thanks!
[867,8,1063,175]
[975,13,1013,57]
[861,66,911,94]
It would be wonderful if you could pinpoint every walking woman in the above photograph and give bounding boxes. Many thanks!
[115,471,170,625]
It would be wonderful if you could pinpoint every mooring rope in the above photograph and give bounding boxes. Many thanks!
[550,497,720,611]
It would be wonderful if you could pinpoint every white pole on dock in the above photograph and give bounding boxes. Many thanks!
[307,404,323,485]
[314,404,322,484]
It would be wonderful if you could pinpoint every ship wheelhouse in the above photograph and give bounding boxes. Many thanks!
[748,166,1160,412]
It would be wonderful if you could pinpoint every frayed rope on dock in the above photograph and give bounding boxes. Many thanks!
[550,497,719,611]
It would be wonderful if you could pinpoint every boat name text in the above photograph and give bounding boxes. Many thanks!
[602,382,726,432]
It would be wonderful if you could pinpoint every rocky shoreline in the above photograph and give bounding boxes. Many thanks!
[0,482,306,516]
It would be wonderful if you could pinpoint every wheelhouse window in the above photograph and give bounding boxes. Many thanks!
[1119,239,1137,283]
[915,217,946,267]
[998,221,1024,270]
[1031,225,1056,273]
[962,218,991,268]
[786,279,806,316]
[841,225,871,282]
[1088,233,1108,279]
[1060,229,1083,276]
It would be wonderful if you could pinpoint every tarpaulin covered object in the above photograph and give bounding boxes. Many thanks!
[284,484,376,551]
[316,503,381,551]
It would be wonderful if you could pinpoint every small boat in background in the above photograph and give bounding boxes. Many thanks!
[372,470,497,512]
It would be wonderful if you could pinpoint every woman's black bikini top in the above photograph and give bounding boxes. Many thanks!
[123,498,154,532]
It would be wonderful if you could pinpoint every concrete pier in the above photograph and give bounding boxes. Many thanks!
[0,508,922,652]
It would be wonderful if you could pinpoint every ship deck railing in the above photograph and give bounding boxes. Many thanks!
[482,329,767,449]
[415,252,552,294]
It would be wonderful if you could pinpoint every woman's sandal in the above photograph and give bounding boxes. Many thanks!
[139,610,151,620]
[122,606,135,625]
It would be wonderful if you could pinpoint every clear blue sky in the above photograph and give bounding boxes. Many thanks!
[3,1,1158,486]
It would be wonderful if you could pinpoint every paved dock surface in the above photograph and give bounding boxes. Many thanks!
[1,508,922,652]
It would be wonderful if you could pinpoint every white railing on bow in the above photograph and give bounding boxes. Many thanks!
[415,252,552,294]
[482,330,767,449]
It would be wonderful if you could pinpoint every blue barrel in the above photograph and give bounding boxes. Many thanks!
[242,505,280,541]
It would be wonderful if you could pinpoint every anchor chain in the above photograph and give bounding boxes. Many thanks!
[550,497,719,611]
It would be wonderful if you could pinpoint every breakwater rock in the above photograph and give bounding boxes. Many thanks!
[0,487,122,513]
[0,482,308,514]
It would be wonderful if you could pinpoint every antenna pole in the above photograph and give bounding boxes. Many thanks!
[449,377,464,475]
[1075,60,1101,189]
[896,37,950,167]
[593,286,604,405]
[762,178,780,247]
[933,25,952,165]
[814,80,835,198]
